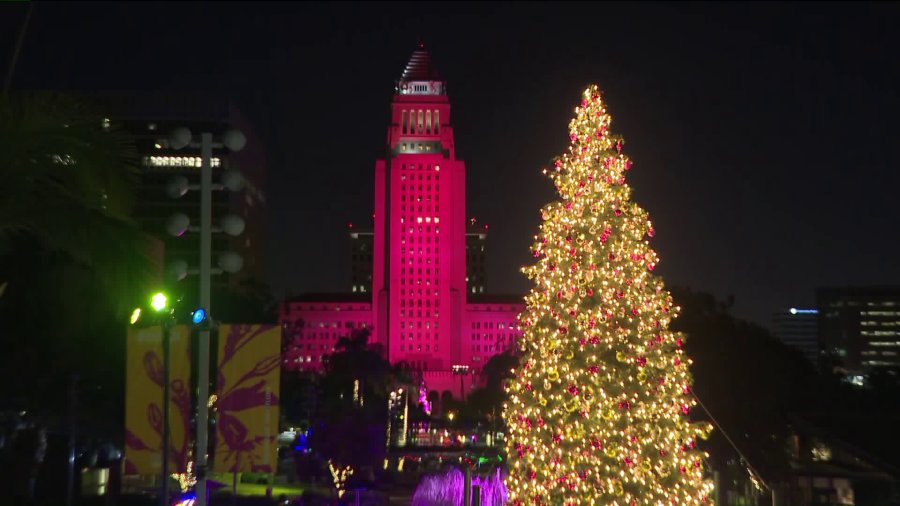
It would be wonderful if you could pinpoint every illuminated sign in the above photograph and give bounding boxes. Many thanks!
[789,308,818,315]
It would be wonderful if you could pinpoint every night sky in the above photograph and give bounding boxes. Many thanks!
[3,2,899,327]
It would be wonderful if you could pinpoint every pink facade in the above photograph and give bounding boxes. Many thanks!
[281,46,524,395]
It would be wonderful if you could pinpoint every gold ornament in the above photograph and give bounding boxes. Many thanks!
[615,351,626,362]
[548,370,560,381]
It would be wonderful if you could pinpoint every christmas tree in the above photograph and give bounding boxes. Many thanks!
[503,86,714,505]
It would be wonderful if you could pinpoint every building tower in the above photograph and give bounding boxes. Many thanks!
[280,45,524,398]
[372,44,467,371]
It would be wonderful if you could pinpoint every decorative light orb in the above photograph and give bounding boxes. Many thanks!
[220,213,245,237]
[222,129,246,152]
[166,213,190,237]
[150,292,168,312]
[218,251,244,273]
[168,259,189,281]
[221,169,244,192]
[170,127,192,150]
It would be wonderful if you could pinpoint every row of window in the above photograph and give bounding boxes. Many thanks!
[861,330,900,337]
[400,343,438,352]
[407,226,440,234]
[860,320,900,326]
[400,333,437,341]
[400,310,439,318]
[401,109,440,135]
[471,333,518,341]
[400,216,440,224]
[400,173,439,181]
[400,321,439,330]
[400,298,439,308]
[471,321,516,330]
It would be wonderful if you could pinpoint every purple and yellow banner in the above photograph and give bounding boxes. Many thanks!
[124,325,192,475]
[214,324,281,473]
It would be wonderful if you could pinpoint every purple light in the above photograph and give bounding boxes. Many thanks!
[411,467,507,506]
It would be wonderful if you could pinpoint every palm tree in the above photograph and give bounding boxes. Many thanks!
[0,92,153,313]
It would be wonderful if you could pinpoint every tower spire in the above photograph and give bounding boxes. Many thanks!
[397,43,444,95]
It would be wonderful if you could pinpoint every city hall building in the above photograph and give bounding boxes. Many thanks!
[280,46,524,396]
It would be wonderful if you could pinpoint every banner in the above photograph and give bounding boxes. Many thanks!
[124,325,192,475]
[214,324,281,473]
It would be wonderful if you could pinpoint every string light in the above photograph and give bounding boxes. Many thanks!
[328,460,354,498]
[503,85,714,505]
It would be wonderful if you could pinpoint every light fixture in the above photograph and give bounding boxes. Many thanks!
[150,292,168,312]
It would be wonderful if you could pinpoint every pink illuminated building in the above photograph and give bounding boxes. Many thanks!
[281,45,523,396]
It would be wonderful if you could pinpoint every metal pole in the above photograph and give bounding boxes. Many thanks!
[196,132,213,506]
[161,324,171,506]
[66,374,77,506]
[463,466,471,506]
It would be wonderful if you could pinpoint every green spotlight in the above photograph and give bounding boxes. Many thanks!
[130,307,142,325]
[150,292,168,312]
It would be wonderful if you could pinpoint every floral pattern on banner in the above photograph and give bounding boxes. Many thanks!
[214,324,281,473]
[124,326,192,475]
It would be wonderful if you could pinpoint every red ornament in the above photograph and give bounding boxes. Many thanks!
[675,338,684,347]
[589,365,599,374]
[647,227,655,237]
[567,384,579,396]
[570,133,578,142]
[558,326,568,334]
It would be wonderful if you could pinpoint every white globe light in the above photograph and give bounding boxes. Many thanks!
[170,127,192,150]
[166,176,190,199]
[218,251,244,273]
[168,259,189,281]
[221,169,244,192]
[220,214,245,237]
[166,213,190,237]
[222,129,246,152]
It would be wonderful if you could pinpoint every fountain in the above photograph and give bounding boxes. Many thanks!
[411,466,507,506]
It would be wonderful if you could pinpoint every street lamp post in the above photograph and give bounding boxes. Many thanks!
[168,128,246,506]
[151,292,174,506]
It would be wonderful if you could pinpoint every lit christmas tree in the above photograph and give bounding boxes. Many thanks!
[503,85,714,505]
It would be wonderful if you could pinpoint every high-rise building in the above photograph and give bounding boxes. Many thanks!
[88,93,267,296]
[817,286,900,374]
[281,45,524,396]
[771,308,819,365]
